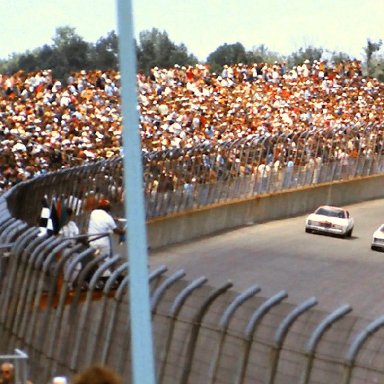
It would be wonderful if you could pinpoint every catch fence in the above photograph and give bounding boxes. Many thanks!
[6,123,384,232]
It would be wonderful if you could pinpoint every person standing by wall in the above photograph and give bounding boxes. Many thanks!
[87,199,125,260]
[87,198,126,287]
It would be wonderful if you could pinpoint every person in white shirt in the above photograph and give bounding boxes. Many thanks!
[87,199,125,259]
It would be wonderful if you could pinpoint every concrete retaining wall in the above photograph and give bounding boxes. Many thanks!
[147,174,384,248]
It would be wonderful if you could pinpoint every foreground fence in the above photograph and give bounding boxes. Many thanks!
[1,219,384,383]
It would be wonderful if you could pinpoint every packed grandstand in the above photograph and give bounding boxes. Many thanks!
[0,59,383,193]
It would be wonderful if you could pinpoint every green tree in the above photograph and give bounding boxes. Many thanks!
[51,26,91,79]
[0,53,22,74]
[90,31,119,71]
[364,38,382,76]
[287,45,323,66]
[377,68,384,82]
[17,52,39,73]
[246,44,283,64]
[168,42,197,68]
[137,28,197,74]
[206,42,248,72]
[327,50,352,65]
[36,45,56,68]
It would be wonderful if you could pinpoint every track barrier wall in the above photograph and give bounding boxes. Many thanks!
[147,173,384,248]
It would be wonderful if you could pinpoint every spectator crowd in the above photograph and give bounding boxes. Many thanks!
[0,58,383,192]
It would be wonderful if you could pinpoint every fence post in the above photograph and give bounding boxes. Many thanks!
[179,281,233,384]
[341,315,384,384]
[267,297,317,384]
[207,285,261,384]
[158,276,207,384]
[236,290,288,384]
[300,304,352,384]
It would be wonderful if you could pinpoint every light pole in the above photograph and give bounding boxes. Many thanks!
[116,1,156,383]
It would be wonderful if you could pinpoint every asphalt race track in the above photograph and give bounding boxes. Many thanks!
[149,197,384,320]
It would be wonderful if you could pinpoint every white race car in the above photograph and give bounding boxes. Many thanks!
[371,224,384,251]
[305,205,354,238]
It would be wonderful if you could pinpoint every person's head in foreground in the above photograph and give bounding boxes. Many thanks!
[0,362,14,383]
[71,365,122,384]
[52,377,68,384]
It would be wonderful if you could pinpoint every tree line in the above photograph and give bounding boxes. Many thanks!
[0,25,383,82]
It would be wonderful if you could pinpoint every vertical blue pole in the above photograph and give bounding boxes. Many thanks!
[116,1,156,383]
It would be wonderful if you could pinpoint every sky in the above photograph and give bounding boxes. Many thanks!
[1,0,383,62]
